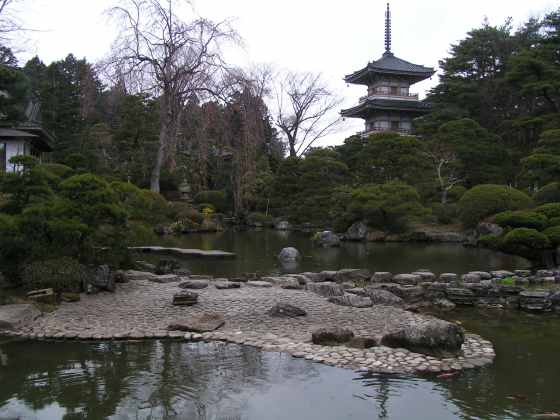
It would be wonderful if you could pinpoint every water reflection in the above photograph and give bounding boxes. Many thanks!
[147,230,530,277]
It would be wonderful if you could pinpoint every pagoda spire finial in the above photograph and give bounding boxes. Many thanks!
[384,2,392,56]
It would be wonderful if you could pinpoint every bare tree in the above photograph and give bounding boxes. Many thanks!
[106,0,238,192]
[274,71,342,157]
[424,140,463,204]
[0,0,22,44]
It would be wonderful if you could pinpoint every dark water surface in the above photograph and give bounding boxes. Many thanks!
[139,229,530,277]
[1,310,560,420]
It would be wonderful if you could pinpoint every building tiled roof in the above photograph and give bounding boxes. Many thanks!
[341,97,432,118]
[345,52,435,85]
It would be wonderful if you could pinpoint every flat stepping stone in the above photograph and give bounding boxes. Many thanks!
[215,281,241,290]
[267,303,307,317]
[150,274,180,283]
[178,280,209,289]
[0,304,41,331]
[168,313,225,332]
[247,281,273,288]
[172,291,198,306]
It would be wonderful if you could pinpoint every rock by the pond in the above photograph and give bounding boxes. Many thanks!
[247,281,273,288]
[519,291,552,311]
[275,220,291,231]
[312,326,354,345]
[261,276,301,289]
[60,292,81,303]
[469,271,492,280]
[155,259,181,275]
[89,265,115,292]
[313,230,341,248]
[150,274,181,284]
[0,304,41,331]
[372,272,393,283]
[178,279,209,289]
[461,273,481,283]
[277,247,301,262]
[306,281,344,297]
[393,274,422,285]
[439,273,458,283]
[345,221,368,241]
[327,294,373,308]
[214,280,241,290]
[411,271,436,281]
[124,270,156,282]
[477,222,503,236]
[381,318,465,356]
[172,291,198,306]
[168,313,225,332]
[446,288,476,305]
[491,270,515,279]
[26,288,56,304]
[385,285,425,303]
[267,303,307,318]
[335,268,371,284]
[113,270,128,284]
[433,298,456,310]
[364,288,403,305]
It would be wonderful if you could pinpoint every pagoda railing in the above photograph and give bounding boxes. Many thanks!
[359,127,412,137]
[359,93,419,102]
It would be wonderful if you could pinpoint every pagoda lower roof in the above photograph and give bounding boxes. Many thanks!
[345,52,435,85]
[341,97,432,118]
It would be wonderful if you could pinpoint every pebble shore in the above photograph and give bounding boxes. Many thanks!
[1,278,496,375]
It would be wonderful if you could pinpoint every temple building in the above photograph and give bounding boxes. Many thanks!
[341,3,435,136]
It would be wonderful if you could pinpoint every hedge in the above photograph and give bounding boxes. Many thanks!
[494,210,548,231]
[534,182,560,205]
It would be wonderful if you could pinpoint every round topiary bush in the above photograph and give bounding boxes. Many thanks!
[494,210,548,231]
[21,257,90,293]
[544,225,560,246]
[536,203,560,219]
[459,185,533,228]
[194,190,227,213]
[501,228,551,259]
[534,182,560,205]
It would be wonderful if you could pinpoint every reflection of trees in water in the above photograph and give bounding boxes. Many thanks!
[0,340,321,419]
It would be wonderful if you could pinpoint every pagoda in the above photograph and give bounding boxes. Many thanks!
[341,3,435,136]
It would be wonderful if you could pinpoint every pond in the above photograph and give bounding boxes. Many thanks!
[139,229,530,277]
[1,309,560,419]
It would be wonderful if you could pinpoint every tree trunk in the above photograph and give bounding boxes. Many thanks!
[150,127,166,193]
[441,188,448,205]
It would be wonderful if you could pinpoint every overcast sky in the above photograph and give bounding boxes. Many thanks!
[14,0,559,145]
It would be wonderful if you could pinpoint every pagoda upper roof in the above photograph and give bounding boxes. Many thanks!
[341,97,432,118]
[345,52,435,85]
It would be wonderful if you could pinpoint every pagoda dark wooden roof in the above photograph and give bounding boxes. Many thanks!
[345,52,435,85]
[341,97,432,118]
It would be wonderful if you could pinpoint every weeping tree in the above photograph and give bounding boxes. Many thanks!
[106,0,238,192]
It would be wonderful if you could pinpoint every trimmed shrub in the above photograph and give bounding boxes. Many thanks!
[534,182,560,205]
[544,225,560,246]
[431,203,459,224]
[494,210,548,231]
[536,203,560,219]
[548,217,560,227]
[448,185,467,202]
[21,257,89,293]
[168,202,204,225]
[247,212,273,225]
[459,185,533,228]
[501,228,551,260]
[36,163,74,179]
[478,234,502,250]
[194,190,227,212]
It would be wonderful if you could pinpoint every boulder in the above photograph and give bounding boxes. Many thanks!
[0,304,41,331]
[168,313,225,332]
[381,318,465,356]
[469,271,492,280]
[327,294,373,308]
[247,281,273,288]
[267,303,307,318]
[345,287,367,296]
[89,265,115,292]
[477,222,503,236]
[491,270,515,279]
[214,281,241,290]
[446,288,476,305]
[155,259,182,275]
[26,288,56,305]
[345,221,368,241]
[313,230,341,247]
[393,274,422,285]
[113,270,128,283]
[178,280,209,289]
[319,271,338,281]
[461,273,481,283]
[278,247,301,262]
[172,291,198,306]
[433,298,456,311]
[519,291,552,312]
[412,271,436,281]
[335,269,371,284]
[372,272,393,283]
[306,281,344,297]
[385,285,425,303]
[311,327,354,345]
[438,273,458,283]
[366,230,386,242]
[364,288,403,305]
[275,220,291,231]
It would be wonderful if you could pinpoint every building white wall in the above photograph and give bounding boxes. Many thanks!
[4,140,26,173]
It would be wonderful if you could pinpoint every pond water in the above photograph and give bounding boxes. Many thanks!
[140,229,530,277]
[1,309,560,419]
